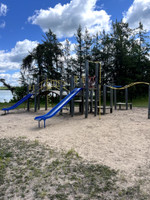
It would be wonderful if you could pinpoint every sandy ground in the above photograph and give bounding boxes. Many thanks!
[0,107,150,179]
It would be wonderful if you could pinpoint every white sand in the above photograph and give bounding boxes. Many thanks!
[0,107,150,177]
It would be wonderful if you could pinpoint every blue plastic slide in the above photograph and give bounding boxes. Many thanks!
[35,88,82,128]
[2,93,33,113]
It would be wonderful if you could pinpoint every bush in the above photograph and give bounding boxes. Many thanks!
[11,86,27,102]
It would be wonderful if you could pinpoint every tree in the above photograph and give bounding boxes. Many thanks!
[42,29,63,79]
[128,22,150,97]
[63,39,72,82]
[21,29,63,83]
[83,28,92,59]
[92,31,113,83]
[99,30,114,84]
[74,25,85,77]
[110,20,133,85]
[0,79,15,94]
[21,43,46,83]
[132,22,150,82]
[92,32,101,60]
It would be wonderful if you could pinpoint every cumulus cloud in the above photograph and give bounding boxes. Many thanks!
[0,39,38,85]
[0,3,7,16]
[61,39,75,54]
[0,20,5,28]
[123,0,150,31]
[0,72,21,86]
[28,0,111,38]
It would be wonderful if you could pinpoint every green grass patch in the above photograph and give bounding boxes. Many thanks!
[132,96,149,107]
[0,102,31,110]
[0,138,149,199]
[0,87,8,90]
[0,95,149,111]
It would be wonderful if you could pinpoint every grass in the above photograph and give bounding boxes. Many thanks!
[0,137,149,200]
[0,97,56,110]
[0,86,8,90]
[0,97,149,111]
[132,96,149,107]
[0,102,30,110]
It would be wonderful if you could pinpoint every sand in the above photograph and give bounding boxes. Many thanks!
[0,107,150,179]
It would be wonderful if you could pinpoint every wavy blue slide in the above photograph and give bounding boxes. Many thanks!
[35,88,82,128]
[2,93,33,113]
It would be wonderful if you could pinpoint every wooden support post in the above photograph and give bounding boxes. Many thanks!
[27,85,30,111]
[125,88,128,110]
[70,76,74,117]
[148,85,150,119]
[85,60,89,118]
[103,85,106,115]
[94,63,98,116]
[114,89,117,110]
[110,88,113,113]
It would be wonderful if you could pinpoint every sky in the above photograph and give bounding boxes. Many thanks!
[0,0,150,86]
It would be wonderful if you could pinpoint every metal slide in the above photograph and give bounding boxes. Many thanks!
[2,94,33,113]
[35,88,82,128]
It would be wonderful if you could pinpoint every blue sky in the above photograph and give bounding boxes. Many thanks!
[0,0,150,86]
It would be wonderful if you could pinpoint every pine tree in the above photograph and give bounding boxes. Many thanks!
[111,20,132,85]
[83,28,92,59]
[132,22,150,82]
[42,29,63,79]
[74,25,85,77]
[63,39,72,82]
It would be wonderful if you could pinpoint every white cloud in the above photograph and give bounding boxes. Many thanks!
[28,0,111,38]
[61,39,75,53]
[0,20,5,28]
[0,3,7,16]
[0,72,21,86]
[123,0,150,30]
[0,39,38,72]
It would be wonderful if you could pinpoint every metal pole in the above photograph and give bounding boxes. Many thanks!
[98,63,101,120]
[70,76,74,117]
[34,84,37,112]
[37,75,40,110]
[125,88,128,110]
[60,80,63,115]
[110,88,113,113]
[79,77,84,114]
[27,85,30,111]
[114,89,117,110]
[90,90,93,113]
[94,63,98,116]
[45,77,48,111]
[103,85,106,115]
[148,85,150,119]
[85,60,89,118]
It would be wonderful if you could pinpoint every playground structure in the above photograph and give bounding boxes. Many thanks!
[2,61,150,127]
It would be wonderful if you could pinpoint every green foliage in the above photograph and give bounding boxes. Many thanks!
[21,29,63,85]
[0,87,8,90]
[20,22,150,98]
[74,25,85,77]
[132,95,149,107]
[11,86,27,102]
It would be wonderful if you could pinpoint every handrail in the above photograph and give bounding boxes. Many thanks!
[106,82,150,90]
